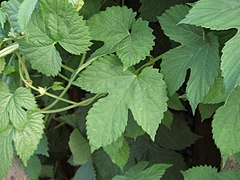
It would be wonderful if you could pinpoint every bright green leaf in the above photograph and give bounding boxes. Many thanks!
[212,86,240,158]
[18,0,92,76]
[0,126,14,179]
[69,129,91,165]
[75,55,168,151]
[14,110,44,166]
[181,0,240,30]
[0,82,37,130]
[104,137,130,170]
[18,0,38,31]
[183,165,240,179]
[221,31,240,95]
[51,82,65,91]
[88,6,155,69]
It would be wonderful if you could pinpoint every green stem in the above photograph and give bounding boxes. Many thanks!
[44,54,87,110]
[0,43,19,58]
[41,93,105,114]
[62,64,74,73]
[135,51,168,75]
[18,56,77,105]
[58,73,70,81]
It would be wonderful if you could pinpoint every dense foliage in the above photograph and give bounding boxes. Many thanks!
[0,0,240,179]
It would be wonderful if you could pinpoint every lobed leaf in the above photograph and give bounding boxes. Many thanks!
[88,6,155,69]
[18,0,92,76]
[75,55,168,151]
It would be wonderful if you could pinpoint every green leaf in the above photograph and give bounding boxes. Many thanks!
[156,117,199,150]
[18,0,38,31]
[212,86,240,158]
[24,155,41,180]
[103,137,130,170]
[159,5,220,113]
[0,9,6,28]
[113,162,171,180]
[51,82,65,91]
[199,103,222,121]
[18,0,92,76]
[0,126,14,179]
[35,134,49,157]
[181,0,240,30]
[202,77,226,104]
[161,110,173,129]
[79,0,101,19]
[68,129,91,165]
[73,162,96,180]
[161,35,219,113]
[88,6,155,69]
[139,0,180,22]
[3,0,22,32]
[221,31,240,95]
[69,129,91,165]
[167,93,185,111]
[183,166,240,179]
[0,82,37,130]
[124,112,145,139]
[75,55,168,151]
[0,58,6,74]
[14,110,44,166]
[93,149,121,179]
[158,4,203,45]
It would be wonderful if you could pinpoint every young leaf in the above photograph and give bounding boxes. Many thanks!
[0,82,37,130]
[212,86,240,158]
[18,0,92,76]
[18,0,38,31]
[159,5,220,113]
[103,137,130,170]
[88,6,155,69]
[69,129,91,165]
[74,55,168,151]
[181,0,240,30]
[14,110,44,166]
[0,126,14,179]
